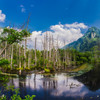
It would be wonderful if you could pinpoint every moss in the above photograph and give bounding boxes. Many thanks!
[25,67,31,70]
[44,68,50,73]
[16,67,23,70]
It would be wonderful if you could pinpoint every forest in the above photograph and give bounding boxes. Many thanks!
[0,27,99,74]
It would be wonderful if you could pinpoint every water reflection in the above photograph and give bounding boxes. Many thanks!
[6,73,100,100]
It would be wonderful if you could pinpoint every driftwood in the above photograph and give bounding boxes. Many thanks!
[37,70,45,74]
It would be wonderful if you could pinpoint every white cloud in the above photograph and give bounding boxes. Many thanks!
[20,5,26,13]
[65,22,87,29]
[0,10,6,22]
[27,22,88,50]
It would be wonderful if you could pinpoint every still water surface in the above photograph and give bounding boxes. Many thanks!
[6,72,100,100]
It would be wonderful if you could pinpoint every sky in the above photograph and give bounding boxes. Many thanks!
[0,0,100,49]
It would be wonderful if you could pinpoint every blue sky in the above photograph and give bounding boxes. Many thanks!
[1,0,100,49]
[0,0,100,31]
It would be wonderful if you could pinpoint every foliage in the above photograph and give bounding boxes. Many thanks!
[0,88,36,100]
[24,95,36,100]
[0,28,31,44]
[0,74,9,82]
[0,59,9,66]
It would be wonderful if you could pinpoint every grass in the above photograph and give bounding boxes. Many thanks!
[67,63,94,77]
[72,63,94,73]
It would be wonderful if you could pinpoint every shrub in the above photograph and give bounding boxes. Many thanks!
[44,68,50,73]
[0,59,9,66]
[0,88,36,100]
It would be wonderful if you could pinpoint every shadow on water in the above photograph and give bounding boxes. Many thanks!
[75,64,100,91]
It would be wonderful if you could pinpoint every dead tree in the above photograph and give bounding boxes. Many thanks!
[19,46,21,70]
[49,33,51,61]
[5,41,7,59]
[24,38,27,68]
[24,14,31,69]
[46,32,48,60]
[43,35,46,67]
[11,44,13,70]
[35,38,37,66]
[28,50,31,68]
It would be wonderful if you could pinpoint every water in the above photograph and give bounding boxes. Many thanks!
[4,71,100,100]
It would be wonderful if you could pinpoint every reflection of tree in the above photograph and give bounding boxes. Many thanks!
[9,78,14,97]
[19,76,27,99]
[42,75,58,99]
[43,75,58,90]
[33,74,36,93]
[66,73,68,86]
[75,65,100,91]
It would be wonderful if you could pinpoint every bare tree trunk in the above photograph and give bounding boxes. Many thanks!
[24,38,27,68]
[17,44,19,67]
[0,44,9,57]
[65,49,67,70]
[28,50,30,68]
[63,40,66,69]
[48,33,51,67]
[5,41,7,59]
[49,33,51,61]
[19,46,21,71]
[46,32,48,60]
[51,35,55,68]
[43,35,46,67]
[28,50,31,68]
[8,46,11,62]
[55,37,58,69]
[51,35,54,62]
[35,38,37,66]
[11,44,13,70]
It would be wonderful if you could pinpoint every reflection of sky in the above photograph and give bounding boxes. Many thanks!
[7,73,100,100]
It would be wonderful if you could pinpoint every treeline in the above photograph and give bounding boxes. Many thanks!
[0,27,100,73]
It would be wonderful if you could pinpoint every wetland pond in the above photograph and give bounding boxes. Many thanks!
[1,69,100,100]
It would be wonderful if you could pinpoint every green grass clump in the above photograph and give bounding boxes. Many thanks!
[44,68,50,73]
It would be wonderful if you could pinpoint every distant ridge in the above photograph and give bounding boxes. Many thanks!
[63,27,100,51]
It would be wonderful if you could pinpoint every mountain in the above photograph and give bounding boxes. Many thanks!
[63,27,100,51]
